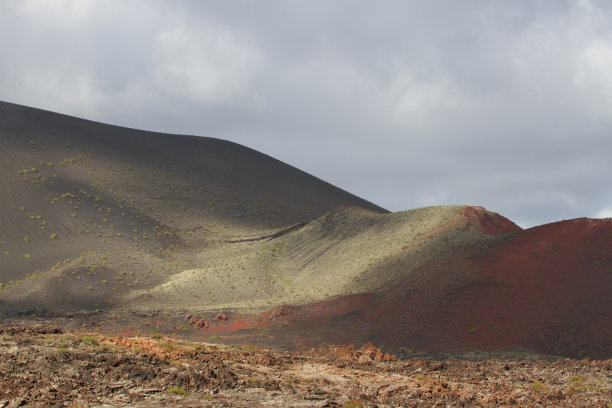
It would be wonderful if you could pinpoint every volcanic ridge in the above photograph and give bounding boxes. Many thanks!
[0,101,611,364]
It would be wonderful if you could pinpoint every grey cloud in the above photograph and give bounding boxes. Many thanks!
[1,0,612,227]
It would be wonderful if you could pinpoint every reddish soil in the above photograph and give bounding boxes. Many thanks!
[463,205,522,235]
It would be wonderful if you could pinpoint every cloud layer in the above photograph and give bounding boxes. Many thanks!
[2,0,612,227]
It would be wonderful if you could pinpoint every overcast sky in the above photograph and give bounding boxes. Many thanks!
[2,0,612,227]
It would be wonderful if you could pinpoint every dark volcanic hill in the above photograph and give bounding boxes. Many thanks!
[1,101,610,360]
[0,101,384,311]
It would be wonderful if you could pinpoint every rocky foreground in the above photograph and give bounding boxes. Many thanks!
[0,326,609,407]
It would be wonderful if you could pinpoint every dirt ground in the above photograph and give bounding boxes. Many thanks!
[0,325,609,408]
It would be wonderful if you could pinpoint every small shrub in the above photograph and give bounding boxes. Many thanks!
[167,387,188,395]
[342,401,363,408]
[466,328,477,334]
[149,332,162,340]
[80,336,99,345]
[50,233,58,240]
[159,342,177,350]
[531,380,549,391]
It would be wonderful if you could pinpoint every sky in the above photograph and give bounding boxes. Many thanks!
[1,0,612,227]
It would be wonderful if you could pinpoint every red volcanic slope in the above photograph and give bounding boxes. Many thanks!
[462,205,522,235]
[212,214,611,359]
[321,217,611,358]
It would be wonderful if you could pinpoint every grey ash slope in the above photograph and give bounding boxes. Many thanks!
[0,101,384,311]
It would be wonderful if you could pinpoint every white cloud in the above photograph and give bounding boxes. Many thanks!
[580,36,612,115]
[151,24,263,104]
[596,206,612,219]
[17,0,95,19]
[385,71,456,121]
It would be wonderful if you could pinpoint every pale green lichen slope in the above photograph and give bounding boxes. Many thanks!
[135,205,515,311]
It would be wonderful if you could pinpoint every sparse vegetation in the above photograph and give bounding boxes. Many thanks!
[167,386,188,395]
[531,379,549,392]
[80,335,100,345]
[159,342,177,350]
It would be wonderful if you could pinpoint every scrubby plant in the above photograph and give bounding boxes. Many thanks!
[80,335,99,345]
[167,387,188,395]
[531,380,549,391]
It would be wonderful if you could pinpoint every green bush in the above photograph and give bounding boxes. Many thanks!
[167,387,188,395]
[531,380,548,391]
[80,335,99,345]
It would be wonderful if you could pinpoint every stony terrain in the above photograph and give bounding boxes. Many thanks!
[0,325,609,407]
